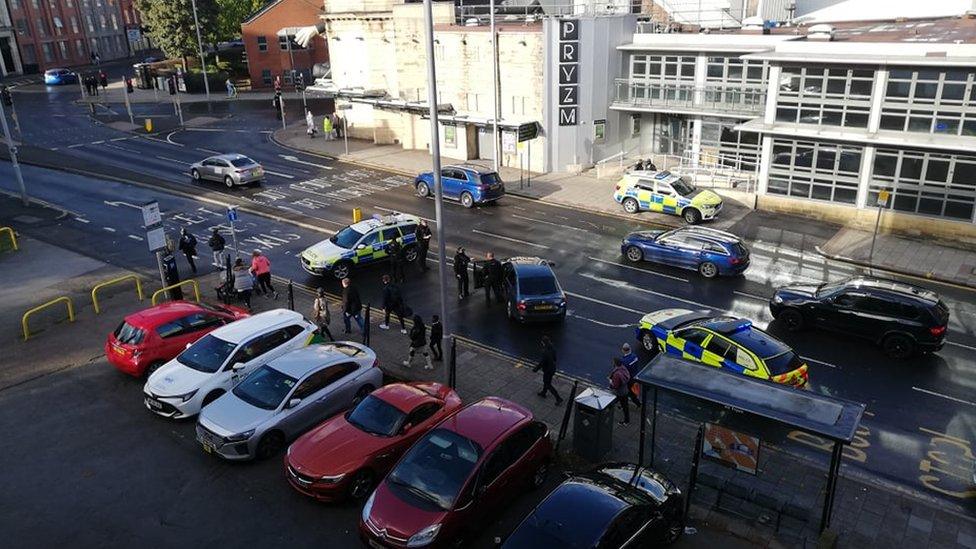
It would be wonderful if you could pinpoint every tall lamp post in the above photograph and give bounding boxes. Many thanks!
[490,0,500,172]
[190,0,211,107]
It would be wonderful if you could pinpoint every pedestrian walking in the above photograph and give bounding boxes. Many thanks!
[272,93,282,119]
[250,249,278,299]
[274,75,282,93]
[429,315,443,361]
[341,277,364,334]
[208,228,226,269]
[379,274,407,334]
[98,70,108,91]
[387,238,405,283]
[305,108,316,138]
[225,78,237,98]
[178,228,198,274]
[312,288,335,342]
[322,115,333,141]
[533,336,562,404]
[453,246,470,299]
[403,314,433,370]
[335,114,344,138]
[415,220,432,272]
[620,343,642,407]
[94,52,101,65]
[232,258,253,310]
[609,357,632,425]
[483,251,503,305]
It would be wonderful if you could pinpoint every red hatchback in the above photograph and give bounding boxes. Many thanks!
[360,397,553,548]
[105,301,249,377]
[285,382,462,502]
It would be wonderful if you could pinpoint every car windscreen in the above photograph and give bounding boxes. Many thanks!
[519,275,559,296]
[480,173,502,185]
[113,321,145,345]
[671,177,696,197]
[176,334,236,373]
[330,226,365,249]
[764,350,805,376]
[347,395,406,437]
[230,156,256,168]
[387,428,482,511]
[232,365,297,410]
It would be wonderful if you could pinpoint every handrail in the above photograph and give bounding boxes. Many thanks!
[151,279,201,306]
[595,150,625,166]
[23,296,74,340]
[0,226,17,251]
[91,274,144,314]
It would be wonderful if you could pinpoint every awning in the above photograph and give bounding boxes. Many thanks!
[277,27,304,37]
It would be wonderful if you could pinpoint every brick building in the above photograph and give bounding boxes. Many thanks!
[0,1,23,76]
[9,0,129,73]
[241,0,329,89]
[118,0,150,52]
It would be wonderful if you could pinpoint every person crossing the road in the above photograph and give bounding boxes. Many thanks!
[387,238,405,283]
[305,108,316,138]
[620,343,642,407]
[483,252,503,306]
[609,357,632,426]
[232,258,253,310]
[312,288,335,342]
[403,314,433,370]
[178,228,198,274]
[453,246,470,299]
[415,220,432,272]
[533,336,562,404]
[379,274,407,334]
[429,315,443,361]
[341,277,365,334]
[208,228,226,269]
[250,249,278,299]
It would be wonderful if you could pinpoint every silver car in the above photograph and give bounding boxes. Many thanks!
[190,153,264,187]
[195,341,382,461]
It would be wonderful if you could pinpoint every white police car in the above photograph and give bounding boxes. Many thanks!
[300,213,420,279]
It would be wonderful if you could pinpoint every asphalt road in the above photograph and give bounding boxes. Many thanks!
[4,87,976,513]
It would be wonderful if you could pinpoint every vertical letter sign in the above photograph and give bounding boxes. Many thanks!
[558,20,578,126]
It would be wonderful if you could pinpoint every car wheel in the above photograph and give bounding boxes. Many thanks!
[144,361,165,378]
[623,198,639,214]
[460,192,474,209]
[883,333,915,359]
[683,208,702,224]
[640,330,659,354]
[331,261,352,280]
[347,469,375,501]
[224,175,235,188]
[191,168,201,181]
[201,390,224,407]
[403,245,418,263]
[255,431,285,460]
[698,261,718,278]
[416,181,431,198]
[779,308,805,332]
[625,245,644,263]
[352,384,375,406]
[531,461,550,489]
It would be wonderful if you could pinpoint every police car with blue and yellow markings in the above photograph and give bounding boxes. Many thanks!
[637,308,809,388]
[613,170,723,224]
[300,213,420,280]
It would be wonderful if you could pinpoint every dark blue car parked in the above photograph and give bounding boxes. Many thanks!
[621,227,749,278]
[415,164,505,208]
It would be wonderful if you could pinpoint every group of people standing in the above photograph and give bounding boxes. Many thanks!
[305,108,345,140]
[83,70,108,97]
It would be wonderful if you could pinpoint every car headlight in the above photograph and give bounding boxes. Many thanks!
[319,473,346,484]
[773,295,783,304]
[162,389,198,402]
[407,524,441,547]
[225,429,255,443]
[361,491,375,523]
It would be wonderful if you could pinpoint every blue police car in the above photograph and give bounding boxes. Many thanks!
[502,257,566,322]
[621,227,749,278]
[415,164,505,208]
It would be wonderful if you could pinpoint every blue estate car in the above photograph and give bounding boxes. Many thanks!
[44,68,77,85]
[415,164,505,208]
[502,257,566,322]
[621,227,749,278]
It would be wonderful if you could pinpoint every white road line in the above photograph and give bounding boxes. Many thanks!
[264,170,295,179]
[90,140,105,145]
[103,227,116,233]
[587,256,688,283]
[511,214,589,232]
[144,136,181,146]
[279,154,334,170]
[155,155,190,165]
[74,217,90,223]
[580,272,714,311]
[104,143,141,153]
[733,290,769,301]
[196,147,222,155]
[947,340,976,351]
[67,143,85,148]
[565,291,643,314]
[127,234,144,241]
[801,357,838,369]
[912,386,976,407]
[110,137,128,142]
[373,205,435,223]
[472,229,550,249]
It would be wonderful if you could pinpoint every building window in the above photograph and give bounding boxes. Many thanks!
[41,42,54,63]
[58,40,68,59]
[37,19,48,37]
[700,118,760,173]
[70,16,79,34]
[53,17,64,35]
[631,114,641,137]
[629,54,696,84]
[86,15,94,32]
[32,0,39,8]
[444,124,456,147]
[10,0,20,10]
[75,39,84,57]
[767,139,862,204]
[706,56,769,86]
[14,19,29,37]
[257,36,267,52]
[22,44,36,64]
[870,148,976,221]
[278,35,305,51]
[261,69,272,85]
[882,68,976,137]
[66,0,72,6]
[777,65,874,129]
[100,15,106,30]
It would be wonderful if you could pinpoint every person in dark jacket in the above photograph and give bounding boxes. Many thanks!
[453,246,470,299]
[620,343,642,406]
[178,228,198,274]
[341,277,364,334]
[208,228,226,269]
[533,336,561,404]
[98,70,108,91]
[429,315,443,361]
[609,357,632,425]
[403,314,433,370]
[387,238,405,283]
[484,252,503,306]
[415,220,432,272]
[379,274,407,334]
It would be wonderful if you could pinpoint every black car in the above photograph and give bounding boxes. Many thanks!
[502,463,684,548]
[502,257,566,322]
[770,277,949,359]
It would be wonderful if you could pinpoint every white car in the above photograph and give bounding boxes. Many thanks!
[143,309,316,419]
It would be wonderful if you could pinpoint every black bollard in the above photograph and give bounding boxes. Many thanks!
[287,280,294,311]
[363,303,371,346]
[555,380,579,452]
[449,336,458,389]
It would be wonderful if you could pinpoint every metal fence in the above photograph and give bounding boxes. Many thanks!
[612,80,766,116]
[454,0,642,24]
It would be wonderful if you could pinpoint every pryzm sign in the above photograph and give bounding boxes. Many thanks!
[558,19,578,126]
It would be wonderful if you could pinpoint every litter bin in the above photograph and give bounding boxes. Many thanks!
[573,387,616,462]
[133,63,153,89]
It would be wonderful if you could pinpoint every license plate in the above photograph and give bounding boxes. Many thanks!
[145,397,163,411]
[535,304,555,311]
[367,539,384,549]
[112,344,125,355]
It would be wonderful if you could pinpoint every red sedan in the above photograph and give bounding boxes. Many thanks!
[360,397,553,548]
[105,301,248,377]
[285,382,462,502]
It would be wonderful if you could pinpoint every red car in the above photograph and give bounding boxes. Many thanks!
[360,397,553,548]
[105,301,249,377]
[285,382,462,502]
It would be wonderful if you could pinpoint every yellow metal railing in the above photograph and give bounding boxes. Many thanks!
[151,279,200,306]
[91,274,144,314]
[23,296,75,340]
[0,226,17,251]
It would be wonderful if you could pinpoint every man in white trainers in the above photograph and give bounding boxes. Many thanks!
[403,314,433,370]
[379,274,408,334]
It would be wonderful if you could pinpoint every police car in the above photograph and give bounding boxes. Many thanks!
[637,309,809,388]
[300,213,419,280]
[613,170,723,224]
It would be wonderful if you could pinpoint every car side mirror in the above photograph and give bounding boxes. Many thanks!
[356,244,366,250]
[231,362,245,372]
[286,398,302,409]
[547,261,557,267]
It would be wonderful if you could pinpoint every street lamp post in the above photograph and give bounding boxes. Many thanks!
[0,96,27,206]
[490,0,500,172]
[422,0,450,386]
[190,0,211,107]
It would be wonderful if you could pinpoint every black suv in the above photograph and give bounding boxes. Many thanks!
[769,277,949,359]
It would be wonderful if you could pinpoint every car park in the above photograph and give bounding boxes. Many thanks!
[770,276,949,359]
[621,227,750,278]
[503,462,685,548]
[196,341,382,460]
[612,170,723,224]
[44,68,77,85]
[285,381,463,501]
[415,165,505,208]
[300,213,420,280]
[190,153,265,188]
[360,397,553,548]
[106,301,249,378]
[501,257,566,322]
[637,309,809,388]
[143,309,316,419]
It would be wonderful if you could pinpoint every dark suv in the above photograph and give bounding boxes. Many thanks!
[769,277,949,359]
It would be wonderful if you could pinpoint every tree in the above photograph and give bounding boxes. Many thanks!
[215,0,267,43]
[135,0,219,61]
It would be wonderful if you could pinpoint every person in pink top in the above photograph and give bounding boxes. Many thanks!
[608,357,632,426]
[250,249,278,300]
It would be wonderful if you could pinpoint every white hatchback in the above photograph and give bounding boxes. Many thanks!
[143,309,316,419]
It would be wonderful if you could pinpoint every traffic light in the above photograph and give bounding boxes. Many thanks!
[296,72,305,91]
[0,86,11,107]
[125,76,133,94]
[167,75,176,95]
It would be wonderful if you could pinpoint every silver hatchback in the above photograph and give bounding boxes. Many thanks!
[190,153,264,187]
[195,342,382,460]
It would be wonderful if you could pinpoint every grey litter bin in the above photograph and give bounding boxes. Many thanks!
[573,387,616,462]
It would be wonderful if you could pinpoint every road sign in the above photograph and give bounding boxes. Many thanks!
[877,190,890,207]
[517,122,539,142]
[141,201,161,227]
[227,206,238,222]
[147,227,166,252]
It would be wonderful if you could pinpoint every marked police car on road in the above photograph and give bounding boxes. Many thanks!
[300,213,419,280]
[613,170,723,224]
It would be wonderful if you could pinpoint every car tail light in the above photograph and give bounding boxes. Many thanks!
[729,257,742,265]
[517,301,527,311]
[930,325,947,337]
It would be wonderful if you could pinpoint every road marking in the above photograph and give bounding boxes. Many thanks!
[373,205,435,223]
[144,136,180,146]
[264,169,295,179]
[104,200,142,209]
[90,140,105,145]
[913,386,976,407]
[801,357,838,369]
[128,234,143,241]
[103,227,116,233]
[580,272,713,311]
[109,137,128,142]
[511,214,589,232]
[196,147,222,155]
[104,143,142,153]
[67,143,85,148]
[564,291,643,314]
[472,229,549,249]
[947,340,976,352]
[734,290,769,301]
[919,426,971,444]
[74,217,90,223]
[155,155,191,165]
[279,154,333,170]
[567,312,633,328]
[587,256,688,283]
